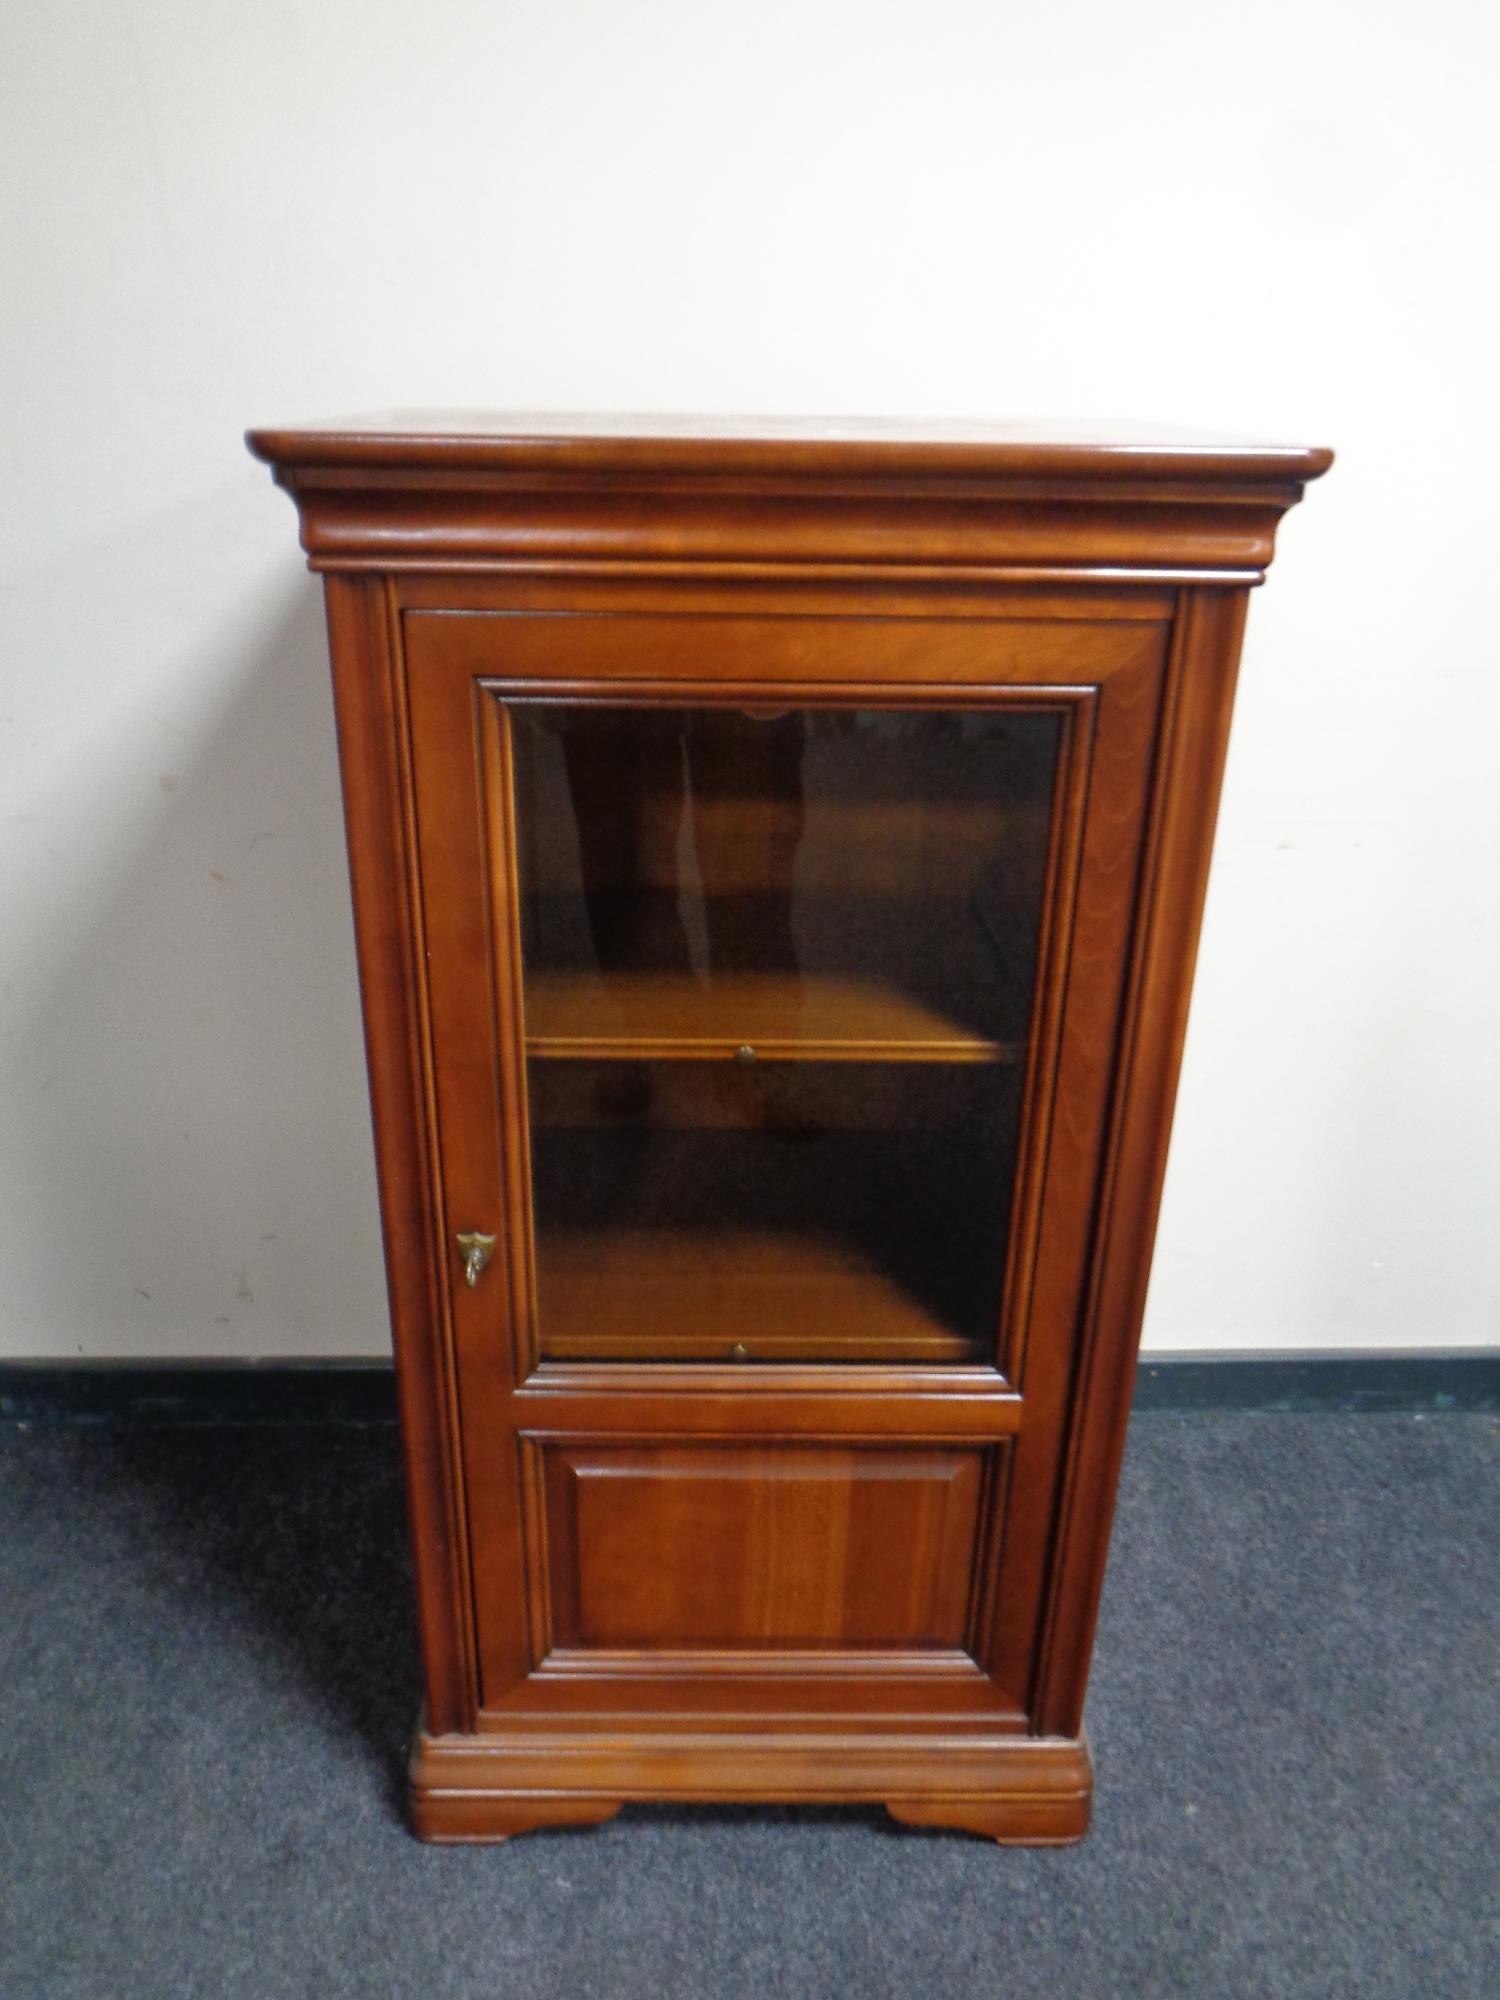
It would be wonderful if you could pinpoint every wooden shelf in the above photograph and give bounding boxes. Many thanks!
[534,1227,986,1363]
[524,971,1019,1064]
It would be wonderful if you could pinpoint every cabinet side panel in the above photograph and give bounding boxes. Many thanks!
[322,574,476,1734]
[1032,586,1251,1736]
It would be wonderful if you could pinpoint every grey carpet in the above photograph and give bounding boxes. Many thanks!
[1,1413,1495,1999]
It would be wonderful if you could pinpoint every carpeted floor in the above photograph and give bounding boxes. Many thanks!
[1,1412,1495,1999]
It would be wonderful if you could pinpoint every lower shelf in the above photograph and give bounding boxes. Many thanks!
[534,1226,987,1362]
[409,1722,1094,1846]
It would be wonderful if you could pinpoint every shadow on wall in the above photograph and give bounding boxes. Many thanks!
[8,564,390,1359]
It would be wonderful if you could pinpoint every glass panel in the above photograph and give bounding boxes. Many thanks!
[510,705,1061,1363]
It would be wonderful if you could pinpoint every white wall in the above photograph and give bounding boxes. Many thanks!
[3,0,1496,1360]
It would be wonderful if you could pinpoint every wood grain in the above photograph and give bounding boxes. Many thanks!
[524,970,1019,1064]
[543,1443,985,1650]
[534,1227,985,1363]
[246,416,1330,581]
[318,575,477,1735]
[409,1721,1093,1844]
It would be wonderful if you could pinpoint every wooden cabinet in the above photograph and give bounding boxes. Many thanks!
[248,416,1329,1843]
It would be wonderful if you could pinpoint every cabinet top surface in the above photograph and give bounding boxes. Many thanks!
[246,412,1332,485]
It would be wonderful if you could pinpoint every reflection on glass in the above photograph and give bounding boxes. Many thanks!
[557,709,805,976]
[510,706,1060,1363]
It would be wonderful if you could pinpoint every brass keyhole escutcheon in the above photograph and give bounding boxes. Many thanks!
[456,1231,496,1288]
[734,1044,758,1066]
[729,1342,750,1362]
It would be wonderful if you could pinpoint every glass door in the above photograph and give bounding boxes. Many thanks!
[510,703,1061,1364]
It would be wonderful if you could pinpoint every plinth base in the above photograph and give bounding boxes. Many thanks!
[409,1721,1092,1846]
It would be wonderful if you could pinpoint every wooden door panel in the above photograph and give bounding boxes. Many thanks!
[539,1442,990,1654]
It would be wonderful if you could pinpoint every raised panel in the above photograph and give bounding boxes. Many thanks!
[540,1443,993,1654]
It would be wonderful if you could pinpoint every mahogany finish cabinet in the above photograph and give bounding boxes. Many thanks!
[249,417,1329,1843]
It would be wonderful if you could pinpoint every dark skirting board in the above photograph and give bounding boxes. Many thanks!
[1,1354,1495,1426]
